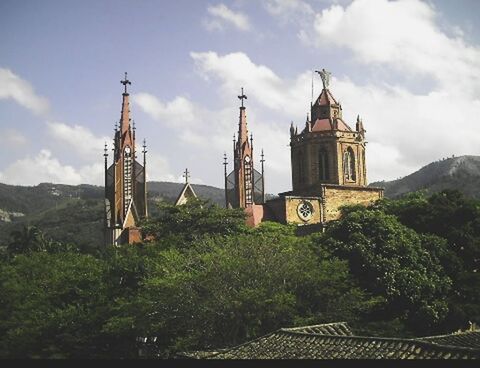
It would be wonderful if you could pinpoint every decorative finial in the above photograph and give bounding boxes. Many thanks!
[223,152,228,165]
[104,142,108,156]
[183,168,190,184]
[315,68,332,89]
[133,120,136,130]
[114,121,118,131]
[238,87,247,108]
[121,72,132,94]
[260,149,265,162]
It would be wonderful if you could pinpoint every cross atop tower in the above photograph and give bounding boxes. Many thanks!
[121,72,132,94]
[238,87,247,107]
[183,168,190,184]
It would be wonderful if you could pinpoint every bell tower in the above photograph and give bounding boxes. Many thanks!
[290,69,367,195]
[104,73,147,245]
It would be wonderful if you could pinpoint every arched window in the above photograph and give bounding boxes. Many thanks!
[318,149,329,180]
[343,147,356,181]
[244,155,253,205]
[123,145,133,214]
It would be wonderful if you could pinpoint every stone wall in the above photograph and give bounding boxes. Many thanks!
[284,197,322,225]
[322,185,383,222]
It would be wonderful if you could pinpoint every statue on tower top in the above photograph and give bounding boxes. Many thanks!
[315,68,332,89]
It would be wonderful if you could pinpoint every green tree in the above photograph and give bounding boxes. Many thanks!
[124,229,374,357]
[0,252,112,358]
[322,207,452,334]
[141,199,248,247]
[375,190,480,331]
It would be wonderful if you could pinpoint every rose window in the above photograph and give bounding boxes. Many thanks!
[297,201,314,221]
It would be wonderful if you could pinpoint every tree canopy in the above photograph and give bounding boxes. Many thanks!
[1,190,479,358]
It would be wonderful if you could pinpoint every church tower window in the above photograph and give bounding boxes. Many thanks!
[244,155,253,205]
[344,147,356,182]
[123,145,133,214]
[318,149,329,180]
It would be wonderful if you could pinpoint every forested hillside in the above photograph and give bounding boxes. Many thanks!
[370,155,480,199]
[0,181,226,248]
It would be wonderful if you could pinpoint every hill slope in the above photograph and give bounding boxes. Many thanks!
[0,181,225,247]
[370,155,480,199]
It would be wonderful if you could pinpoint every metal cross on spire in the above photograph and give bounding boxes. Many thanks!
[315,68,332,90]
[121,72,132,94]
[183,168,190,184]
[238,87,247,107]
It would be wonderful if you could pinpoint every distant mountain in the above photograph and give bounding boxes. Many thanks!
[370,155,480,199]
[0,181,226,247]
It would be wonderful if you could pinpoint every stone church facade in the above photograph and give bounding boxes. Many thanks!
[225,69,383,227]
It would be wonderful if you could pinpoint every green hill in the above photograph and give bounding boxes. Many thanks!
[370,155,480,199]
[0,181,225,248]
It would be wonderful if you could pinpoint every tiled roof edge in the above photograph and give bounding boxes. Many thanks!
[278,330,480,355]
[201,331,279,359]
[281,322,350,332]
[419,330,480,341]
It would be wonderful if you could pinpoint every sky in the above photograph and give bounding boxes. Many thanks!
[1,0,480,194]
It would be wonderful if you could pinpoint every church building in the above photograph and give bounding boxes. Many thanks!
[225,69,383,228]
[104,73,148,245]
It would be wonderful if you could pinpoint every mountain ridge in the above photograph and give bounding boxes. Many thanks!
[370,155,480,199]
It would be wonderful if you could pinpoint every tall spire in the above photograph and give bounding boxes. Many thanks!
[120,72,132,135]
[237,87,248,145]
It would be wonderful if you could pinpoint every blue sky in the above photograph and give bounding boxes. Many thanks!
[1,0,480,194]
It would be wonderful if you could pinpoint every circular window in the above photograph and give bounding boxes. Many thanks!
[297,201,314,221]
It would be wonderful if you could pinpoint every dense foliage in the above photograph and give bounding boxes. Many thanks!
[0,191,479,358]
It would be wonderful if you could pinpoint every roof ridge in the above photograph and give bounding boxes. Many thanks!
[281,322,349,331]
[277,330,480,354]
[420,330,480,340]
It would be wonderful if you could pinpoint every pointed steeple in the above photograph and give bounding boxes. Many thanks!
[237,87,249,146]
[120,72,132,135]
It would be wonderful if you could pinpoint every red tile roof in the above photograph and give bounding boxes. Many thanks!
[310,118,352,132]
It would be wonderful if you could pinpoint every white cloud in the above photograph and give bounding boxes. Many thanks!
[303,0,480,96]
[0,148,176,186]
[203,3,251,32]
[0,149,83,186]
[47,121,110,161]
[190,51,311,118]
[0,68,49,116]
[146,151,177,182]
[132,94,195,126]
